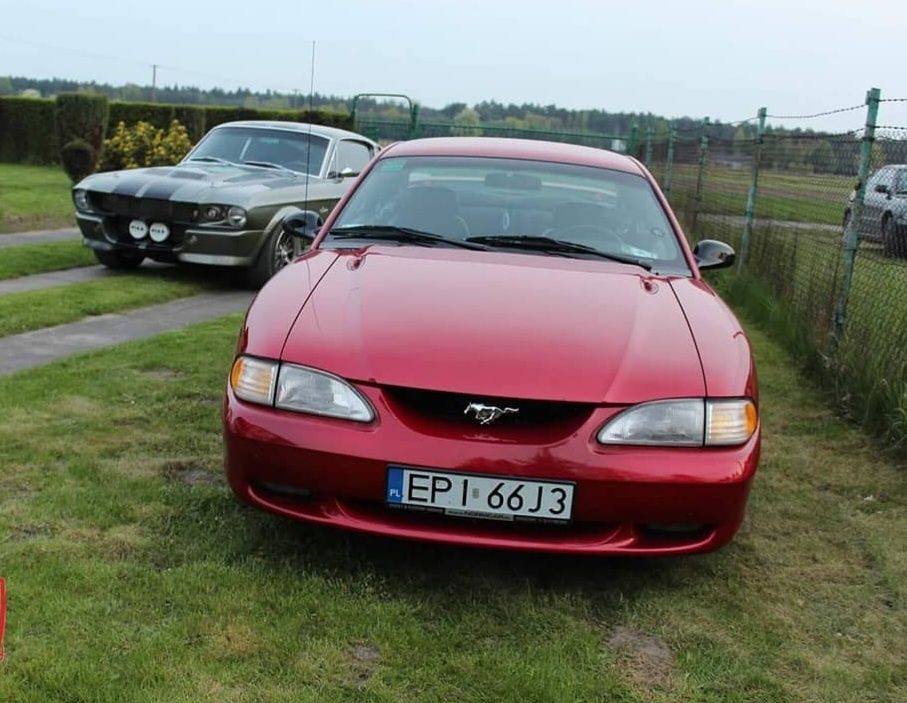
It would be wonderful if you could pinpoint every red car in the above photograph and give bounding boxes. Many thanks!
[224,137,759,556]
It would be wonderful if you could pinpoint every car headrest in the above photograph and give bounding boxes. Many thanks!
[553,201,608,229]
[402,186,460,217]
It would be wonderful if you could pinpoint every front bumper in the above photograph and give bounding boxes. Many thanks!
[76,212,265,267]
[223,385,761,556]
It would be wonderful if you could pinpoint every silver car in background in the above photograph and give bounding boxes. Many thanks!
[844,165,907,257]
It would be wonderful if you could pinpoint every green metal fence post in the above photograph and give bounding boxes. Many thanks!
[691,117,709,234]
[628,124,639,155]
[738,107,767,270]
[664,124,676,199]
[410,103,420,139]
[830,87,881,355]
[644,124,654,167]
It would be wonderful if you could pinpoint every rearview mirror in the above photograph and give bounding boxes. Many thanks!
[875,184,891,195]
[484,172,543,190]
[282,210,321,244]
[693,239,735,270]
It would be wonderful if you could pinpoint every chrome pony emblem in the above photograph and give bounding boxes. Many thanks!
[464,402,520,425]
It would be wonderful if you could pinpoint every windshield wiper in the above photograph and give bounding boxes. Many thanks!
[328,225,490,250]
[186,156,234,166]
[465,235,652,270]
[242,160,298,174]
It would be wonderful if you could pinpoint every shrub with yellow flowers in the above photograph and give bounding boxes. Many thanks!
[100,119,193,171]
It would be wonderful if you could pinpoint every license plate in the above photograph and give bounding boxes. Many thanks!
[386,466,574,523]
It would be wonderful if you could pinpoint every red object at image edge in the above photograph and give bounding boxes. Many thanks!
[0,577,6,662]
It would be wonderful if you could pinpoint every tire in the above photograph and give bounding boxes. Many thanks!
[881,214,904,258]
[93,248,145,269]
[244,225,297,288]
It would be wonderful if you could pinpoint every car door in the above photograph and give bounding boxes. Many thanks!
[861,167,893,238]
[894,168,907,222]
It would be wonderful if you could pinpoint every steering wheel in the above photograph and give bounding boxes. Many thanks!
[553,224,625,250]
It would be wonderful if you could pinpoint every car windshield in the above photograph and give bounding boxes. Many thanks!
[186,127,329,176]
[327,155,688,273]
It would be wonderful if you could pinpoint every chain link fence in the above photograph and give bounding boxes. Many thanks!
[646,91,907,447]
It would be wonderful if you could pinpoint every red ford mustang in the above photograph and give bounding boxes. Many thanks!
[223,137,760,556]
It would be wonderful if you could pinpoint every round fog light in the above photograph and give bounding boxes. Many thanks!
[149,222,170,243]
[128,220,148,240]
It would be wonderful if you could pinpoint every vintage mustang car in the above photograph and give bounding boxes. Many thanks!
[72,121,378,285]
[223,137,760,556]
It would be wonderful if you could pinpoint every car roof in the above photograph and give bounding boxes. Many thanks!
[211,120,375,143]
[380,137,644,175]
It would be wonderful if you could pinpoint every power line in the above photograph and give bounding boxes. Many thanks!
[0,33,299,94]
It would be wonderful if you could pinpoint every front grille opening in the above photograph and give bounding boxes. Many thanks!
[384,386,594,439]
[640,523,711,544]
[255,481,313,501]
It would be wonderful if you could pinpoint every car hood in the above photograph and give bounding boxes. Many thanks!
[280,247,706,403]
[78,163,333,207]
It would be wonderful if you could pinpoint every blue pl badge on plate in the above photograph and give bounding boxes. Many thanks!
[386,466,404,503]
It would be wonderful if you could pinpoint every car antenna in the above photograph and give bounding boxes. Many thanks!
[303,40,316,220]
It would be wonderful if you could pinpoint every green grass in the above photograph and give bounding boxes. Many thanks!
[0,162,74,233]
[1,314,906,702]
[0,240,95,280]
[0,273,209,337]
[667,165,850,226]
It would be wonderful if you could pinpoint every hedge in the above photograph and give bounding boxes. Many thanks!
[55,93,109,181]
[0,98,354,165]
[0,97,57,163]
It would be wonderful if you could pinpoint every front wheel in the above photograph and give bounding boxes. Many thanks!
[882,215,905,258]
[244,226,298,288]
[93,248,145,270]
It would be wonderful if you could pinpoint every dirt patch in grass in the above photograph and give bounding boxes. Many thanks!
[139,368,186,382]
[161,460,221,486]
[607,626,676,692]
[6,523,53,542]
[348,641,381,688]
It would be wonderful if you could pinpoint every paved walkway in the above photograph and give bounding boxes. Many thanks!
[0,265,109,295]
[0,227,81,249]
[0,290,254,375]
[0,262,173,296]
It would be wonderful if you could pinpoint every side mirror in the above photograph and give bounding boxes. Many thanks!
[693,239,736,270]
[327,166,357,180]
[282,210,321,244]
[875,184,891,195]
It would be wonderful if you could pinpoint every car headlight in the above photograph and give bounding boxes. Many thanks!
[275,363,374,421]
[73,188,91,212]
[199,205,226,223]
[597,398,757,447]
[229,356,374,422]
[227,206,247,228]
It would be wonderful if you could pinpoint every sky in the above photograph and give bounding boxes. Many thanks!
[1,0,905,133]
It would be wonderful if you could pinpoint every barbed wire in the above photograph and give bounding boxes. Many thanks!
[880,98,907,103]
[763,130,861,141]
[766,104,865,120]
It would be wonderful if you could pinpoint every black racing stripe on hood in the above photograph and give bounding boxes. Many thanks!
[140,177,188,201]
[112,175,156,197]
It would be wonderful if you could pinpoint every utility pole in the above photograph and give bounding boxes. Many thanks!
[151,64,158,102]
